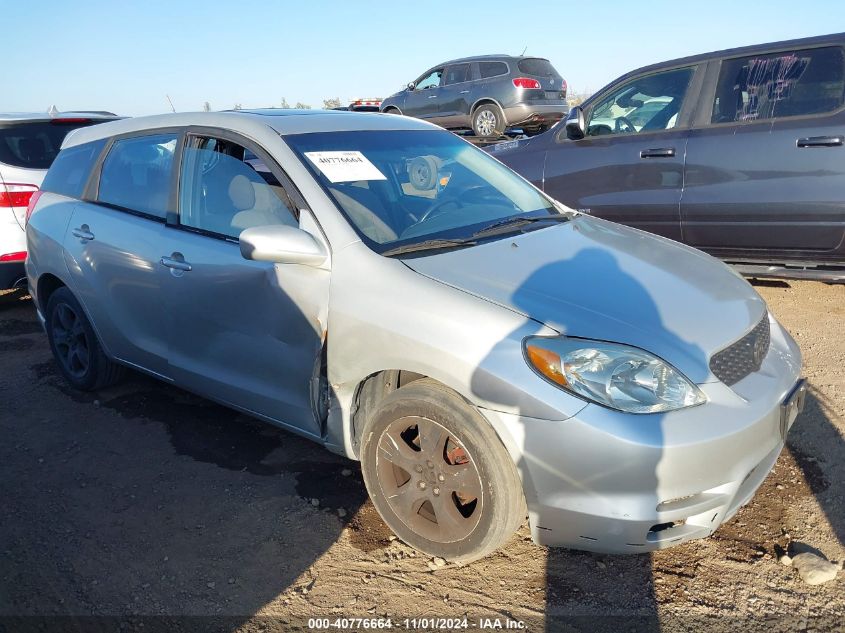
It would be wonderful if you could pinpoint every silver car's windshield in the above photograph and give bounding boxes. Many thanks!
[285,130,563,253]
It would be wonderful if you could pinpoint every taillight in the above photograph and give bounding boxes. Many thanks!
[561,79,568,99]
[0,251,26,262]
[0,183,39,208]
[25,189,45,224]
[512,77,542,90]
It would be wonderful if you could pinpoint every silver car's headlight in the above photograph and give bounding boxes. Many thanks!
[524,337,706,414]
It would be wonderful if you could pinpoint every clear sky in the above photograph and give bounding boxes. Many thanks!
[5,0,844,116]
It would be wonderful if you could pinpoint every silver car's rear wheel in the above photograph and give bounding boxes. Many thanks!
[45,287,124,391]
[51,302,90,379]
[360,378,525,562]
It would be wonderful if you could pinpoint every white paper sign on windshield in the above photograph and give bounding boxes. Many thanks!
[304,151,386,183]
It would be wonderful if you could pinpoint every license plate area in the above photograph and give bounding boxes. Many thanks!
[780,378,807,439]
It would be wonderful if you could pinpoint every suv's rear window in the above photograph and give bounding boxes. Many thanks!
[478,61,509,79]
[0,120,101,170]
[517,58,557,77]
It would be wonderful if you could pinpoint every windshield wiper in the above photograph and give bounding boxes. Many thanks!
[470,213,571,239]
[381,238,478,257]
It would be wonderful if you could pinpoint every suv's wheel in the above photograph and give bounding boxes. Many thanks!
[360,378,525,562]
[472,104,505,138]
[45,287,124,391]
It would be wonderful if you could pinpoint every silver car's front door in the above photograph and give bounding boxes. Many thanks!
[162,132,329,437]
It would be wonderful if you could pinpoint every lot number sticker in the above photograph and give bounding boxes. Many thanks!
[305,151,386,183]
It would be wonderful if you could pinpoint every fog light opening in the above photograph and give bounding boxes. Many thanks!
[648,519,686,534]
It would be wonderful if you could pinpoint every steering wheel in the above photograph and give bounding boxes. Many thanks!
[459,184,502,203]
[416,198,460,225]
[415,184,504,225]
[614,116,636,134]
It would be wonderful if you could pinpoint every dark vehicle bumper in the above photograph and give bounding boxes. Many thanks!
[503,103,569,128]
[0,260,26,290]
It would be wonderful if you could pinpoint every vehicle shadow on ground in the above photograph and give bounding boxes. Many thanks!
[786,386,843,550]
[0,291,369,631]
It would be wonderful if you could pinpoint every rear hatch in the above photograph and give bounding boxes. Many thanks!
[515,58,566,104]
[0,117,111,231]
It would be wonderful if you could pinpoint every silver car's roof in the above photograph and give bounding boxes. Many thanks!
[62,110,438,149]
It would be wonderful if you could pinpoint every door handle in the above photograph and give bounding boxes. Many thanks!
[797,135,843,148]
[160,256,192,272]
[640,147,676,158]
[427,94,438,99]
[71,225,94,241]
[459,90,470,94]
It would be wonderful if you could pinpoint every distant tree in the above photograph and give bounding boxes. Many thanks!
[295,102,312,110]
[322,97,343,110]
[202,101,211,112]
[280,97,291,109]
[233,103,243,110]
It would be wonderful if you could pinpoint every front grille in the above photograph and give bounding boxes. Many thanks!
[709,313,771,386]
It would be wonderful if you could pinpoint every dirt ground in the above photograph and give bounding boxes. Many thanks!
[0,280,842,632]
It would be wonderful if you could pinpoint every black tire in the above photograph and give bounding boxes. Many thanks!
[471,104,505,138]
[360,378,525,562]
[383,108,401,115]
[45,287,124,391]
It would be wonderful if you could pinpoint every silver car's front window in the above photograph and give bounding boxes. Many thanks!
[285,130,559,251]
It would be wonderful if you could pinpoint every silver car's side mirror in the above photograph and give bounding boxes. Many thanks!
[565,106,586,140]
[239,225,327,266]
[407,81,416,91]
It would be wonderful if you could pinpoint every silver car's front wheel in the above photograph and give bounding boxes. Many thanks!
[360,378,526,562]
[472,105,504,138]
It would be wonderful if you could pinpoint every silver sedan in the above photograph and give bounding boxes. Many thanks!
[26,110,805,562]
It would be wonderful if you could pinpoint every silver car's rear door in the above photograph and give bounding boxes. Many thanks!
[63,200,171,378]
[62,131,179,378]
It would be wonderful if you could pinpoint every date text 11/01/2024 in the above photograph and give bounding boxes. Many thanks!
[307,617,527,630]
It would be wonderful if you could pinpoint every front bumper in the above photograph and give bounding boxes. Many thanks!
[503,103,569,128]
[481,314,803,554]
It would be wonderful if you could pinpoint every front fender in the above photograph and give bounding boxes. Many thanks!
[323,242,586,458]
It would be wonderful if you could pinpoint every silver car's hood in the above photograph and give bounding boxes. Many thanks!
[404,216,766,384]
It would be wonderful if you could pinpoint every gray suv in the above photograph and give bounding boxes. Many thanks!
[380,55,568,138]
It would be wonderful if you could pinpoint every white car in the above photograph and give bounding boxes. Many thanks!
[0,111,117,289]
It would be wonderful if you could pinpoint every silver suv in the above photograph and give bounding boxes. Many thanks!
[380,55,568,137]
[27,110,804,562]
[0,111,117,289]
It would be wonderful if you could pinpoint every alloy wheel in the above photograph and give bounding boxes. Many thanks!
[51,302,90,379]
[475,110,498,137]
[375,416,483,543]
